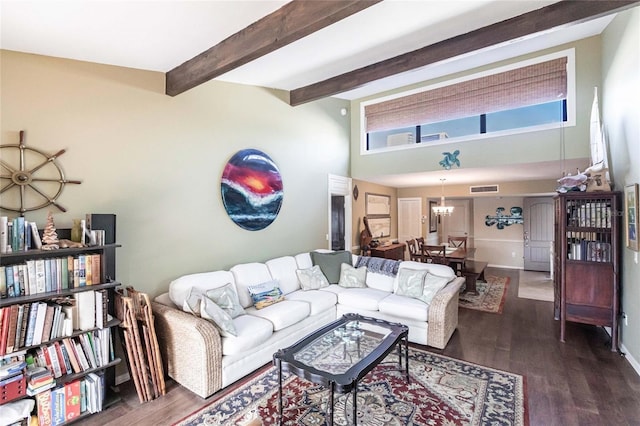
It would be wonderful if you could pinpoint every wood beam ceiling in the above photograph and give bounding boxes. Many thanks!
[165,0,382,96]
[290,0,640,106]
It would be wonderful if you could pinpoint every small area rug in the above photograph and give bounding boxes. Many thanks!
[517,270,554,302]
[459,275,509,314]
[174,347,526,426]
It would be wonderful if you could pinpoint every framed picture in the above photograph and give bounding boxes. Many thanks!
[625,183,639,251]
[429,200,438,233]
[368,217,391,238]
[365,193,391,216]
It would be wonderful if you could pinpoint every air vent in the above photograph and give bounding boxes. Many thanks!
[470,185,499,194]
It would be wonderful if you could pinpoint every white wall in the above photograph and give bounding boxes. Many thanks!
[602,7,640,370]
[0,50,351,298]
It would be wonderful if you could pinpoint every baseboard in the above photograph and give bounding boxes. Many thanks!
[621,343,640,377]
[116,372,131,385]
[486,264,524,270]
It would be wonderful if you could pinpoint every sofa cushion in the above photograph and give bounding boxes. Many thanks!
[247,280,285,309]
[395,268,427,299]
[418,272,451,304]
[182,288,237,337]
[338,263,367,288]
[296,265,330,290]
[311,250,352,284]
[222,314,273,356]
[337,288,389,311]
[294,252,313,270]
[245,300,310,331]
[169,270,236,308]
[286,289,337,315]
[205,283,245,318]
[230,263,274,308]
[200,297,238,337]
[265,256,300,295]
[392,261,455,293]
[378,293,429,322]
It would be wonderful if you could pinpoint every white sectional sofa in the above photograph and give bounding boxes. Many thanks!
[151,250,464,398]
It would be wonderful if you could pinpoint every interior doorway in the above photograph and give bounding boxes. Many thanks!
[523,197,554,271]
[328,175,352,251]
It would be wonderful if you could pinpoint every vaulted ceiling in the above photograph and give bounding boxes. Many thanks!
[2,1,636,105]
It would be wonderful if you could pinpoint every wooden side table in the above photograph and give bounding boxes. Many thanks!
[370,243,405,261]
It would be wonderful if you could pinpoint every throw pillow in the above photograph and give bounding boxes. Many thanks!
[205,283,245,318]
[395,268,427,299]
[247,280,285,309]
[310,250,352,284]
[338,263,367,288]
[417,272,451,304]
[200,297,238,337]
[296,265,330,290]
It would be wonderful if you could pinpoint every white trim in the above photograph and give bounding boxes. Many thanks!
[360,48,576,155]
[620,343,640,377]
[486,264,523,270]
[327,174,352,251]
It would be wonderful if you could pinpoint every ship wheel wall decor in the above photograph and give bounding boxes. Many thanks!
[0,130,81,215]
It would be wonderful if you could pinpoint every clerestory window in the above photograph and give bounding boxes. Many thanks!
[361,49,575,153]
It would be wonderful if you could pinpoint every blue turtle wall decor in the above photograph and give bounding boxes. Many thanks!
[439,150,460,170]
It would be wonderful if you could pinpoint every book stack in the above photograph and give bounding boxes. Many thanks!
[35,376,99,426]
[0,216,42,253]
[26,365,55,395]
[31,329,114,379]
[0,253,101,299]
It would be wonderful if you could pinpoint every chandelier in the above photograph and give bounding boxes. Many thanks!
[432,178,454,216]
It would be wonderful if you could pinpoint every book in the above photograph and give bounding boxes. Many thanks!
[14,304,24,351]
[25,302,41,347]
[78,255,86,287]
[6,265,15,297]
[35,259,47,294]
[51,386,66,426]
[95,290,106,329]
[12,265,21,296]
[91,254,101,284]
[32,302,49,346]
[60,257,69,290]
[74,290,95,331]
[44,259,53,293]
[41,304,56,345]
[18,302,31,348]
[17,264,27,296]
[73,258,79,288]
[65,380,82,421]
[62,338,82,374]
[85,255,92,285]
[55,341,71,376]
[79,333,97,369]
[47,345,62,378]
[5,304,19,353]
[0,308,7,355]
[74,341,90,371]
[0,216,7,253]
[66,256,74,289]
[30,221,43,249]
[0,266,6,298]
[26,259,38,295]
[35,388,53,426]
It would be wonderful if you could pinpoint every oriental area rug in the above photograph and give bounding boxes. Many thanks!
[174,347,527,426]
[459,275,510,314]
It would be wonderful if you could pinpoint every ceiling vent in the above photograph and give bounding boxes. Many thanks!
[470,185,499,194]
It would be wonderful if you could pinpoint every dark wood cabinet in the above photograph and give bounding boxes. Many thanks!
[370,243,405,261]
[554,191,620,351]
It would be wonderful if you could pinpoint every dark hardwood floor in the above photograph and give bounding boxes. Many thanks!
[82,267,640,425]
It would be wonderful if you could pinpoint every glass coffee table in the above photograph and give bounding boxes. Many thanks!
[273,313,409,425]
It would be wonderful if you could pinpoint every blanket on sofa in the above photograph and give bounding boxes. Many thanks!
[354,256,400,277]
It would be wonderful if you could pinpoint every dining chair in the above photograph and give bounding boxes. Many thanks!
[422,244,448,265]
[405,239,423,262]
[448,236,467,250]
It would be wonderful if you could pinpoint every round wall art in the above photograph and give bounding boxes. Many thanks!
[221,149,283,231]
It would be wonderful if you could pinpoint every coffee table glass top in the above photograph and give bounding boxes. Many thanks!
[292,318,393,375]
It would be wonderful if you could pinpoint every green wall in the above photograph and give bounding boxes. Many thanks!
[0,50,350,298]
[349,36,602,182]
[602,7,640,371]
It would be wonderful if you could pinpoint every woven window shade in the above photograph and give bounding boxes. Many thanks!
[365,57,567,133]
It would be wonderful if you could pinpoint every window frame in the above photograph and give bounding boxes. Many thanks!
[359,48,576,155]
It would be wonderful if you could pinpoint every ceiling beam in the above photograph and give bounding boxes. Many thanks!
[290,0,639,106]
[166,0,382,96]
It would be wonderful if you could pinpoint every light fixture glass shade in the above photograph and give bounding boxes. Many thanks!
[432,180,454,216]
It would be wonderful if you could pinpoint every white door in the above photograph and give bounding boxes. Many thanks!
[442,199,471,243]
[523,197,553,271]
[398,198,422,246]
